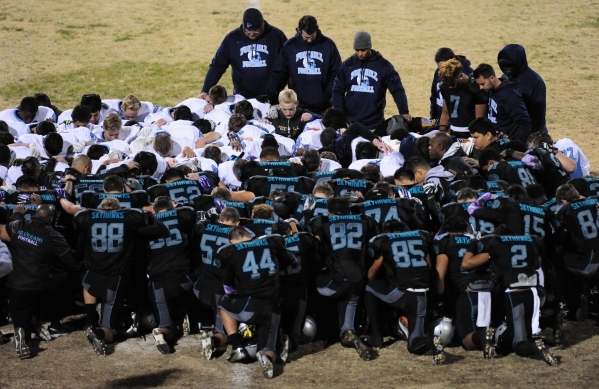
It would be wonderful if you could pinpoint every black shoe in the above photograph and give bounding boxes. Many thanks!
[226,347,249,363]
[534,338,557,366]
[14,327,30,360]
[342,330,374,361]
[257,351,274,378]
[362,334,383,349]
[432,335,445,365]
[553,312,565,346]
[48,324,71,338]
[278,333,290,364]
[152,328,170,354]
[576,293,589,322]
[483,327,496,359]
[84,326,106,356]
[32,319,52,341]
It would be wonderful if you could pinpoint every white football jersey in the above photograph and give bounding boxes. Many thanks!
[103,99,155,122]
[0,106,55,137]
[555,138,590,178]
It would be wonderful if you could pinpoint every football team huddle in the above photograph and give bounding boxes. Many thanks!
[0,7,596,379]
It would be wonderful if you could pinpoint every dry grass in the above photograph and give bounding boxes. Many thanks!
[0,0,597,154]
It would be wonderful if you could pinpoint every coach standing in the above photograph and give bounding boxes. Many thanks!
[266,15,342,114]
[199,8,287,100]
[332,31,411,136]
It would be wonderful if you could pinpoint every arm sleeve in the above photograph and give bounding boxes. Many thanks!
[325,44,342,103]
[386,64,409,114]
[201,38,232,93]
[505,91,532,142]
[49,229,80,275]
[529,80,547,133]
[343,122,377,142]
[137,213,170,240]
[0,240,12,278]
[331,68,347,111]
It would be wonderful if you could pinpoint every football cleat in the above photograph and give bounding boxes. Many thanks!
[200,332,214,360]
[84,326,106,356]
[257,351,274,379]
[576,292,589,322]
[227,346,249,363]
[553,312,565,347]
[32,319,52,341]
[14,327,30,360]
[342,330,374,361]
[278,333,290,364]
[432,335,445,365]
[362,334,383,349]
[397,316,409,341]
[483,327,496,359]
[534,338,557,366]
[152,328,170,354]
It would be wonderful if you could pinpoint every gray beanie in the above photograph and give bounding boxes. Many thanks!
[353,31,372,50]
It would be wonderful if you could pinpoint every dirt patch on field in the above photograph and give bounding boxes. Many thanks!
[1,319,599,388]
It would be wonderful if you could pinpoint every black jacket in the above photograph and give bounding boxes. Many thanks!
[201,22,287,98]
[7,214,79,291]
[267,107,314,140]
[266,31,342,113]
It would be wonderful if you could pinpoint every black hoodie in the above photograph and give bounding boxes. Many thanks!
[332,51,409,129]
[489,79,532,142]
[201,22,287,99]
[498,44,547,133]
[266,31,342,113]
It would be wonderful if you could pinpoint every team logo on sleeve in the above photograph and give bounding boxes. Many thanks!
[350,69,377,93]
[241,44,269,68]
[296,51,323,75]
[488,98,498,123]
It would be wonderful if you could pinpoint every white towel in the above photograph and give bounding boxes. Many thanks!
[476,291,492,327]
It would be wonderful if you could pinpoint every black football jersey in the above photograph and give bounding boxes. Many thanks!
[133,175,160,191]
[487,160,538,188]
[309,214,378,284]
[240,218,277,237]
[369,230,432,290]
[147,206,196,279]
[526,148,570,197]
[280,232,324,287]
[433,232,492,290]
[310,170,336,184]
[327,179,374,197]
[217,235,294,299]
[473,234,543,289]
[556,197,599,251]
[71,174,108,204]
[0,204,51,224]
[440,201,495,235]
[74,208,149,276]
[298,196,330,225]
[244,176,315,197]
[568,177,599,198]
[80,190,149,209]
[191,221,235,281]
[147,179,203,204]
[440,82,487,128]
[355,198,426,230]
[240,161,301,182]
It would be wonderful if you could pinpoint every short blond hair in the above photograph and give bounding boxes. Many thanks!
[278,89,298,104]
[99,197,121,210]
[103,113,122,132]
[121,94,142,111]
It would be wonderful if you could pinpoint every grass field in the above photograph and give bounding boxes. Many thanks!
[1,1,599,387]
[1,0,598,168]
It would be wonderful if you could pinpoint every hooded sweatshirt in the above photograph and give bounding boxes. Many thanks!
[498,44,547,133]
[430,55,473,120]
[489,79,531,142]
[201,22,287,99]
[425,165,455,203]
[438,142,476,179]
[267,31,342,113]
[332,51,409,129]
